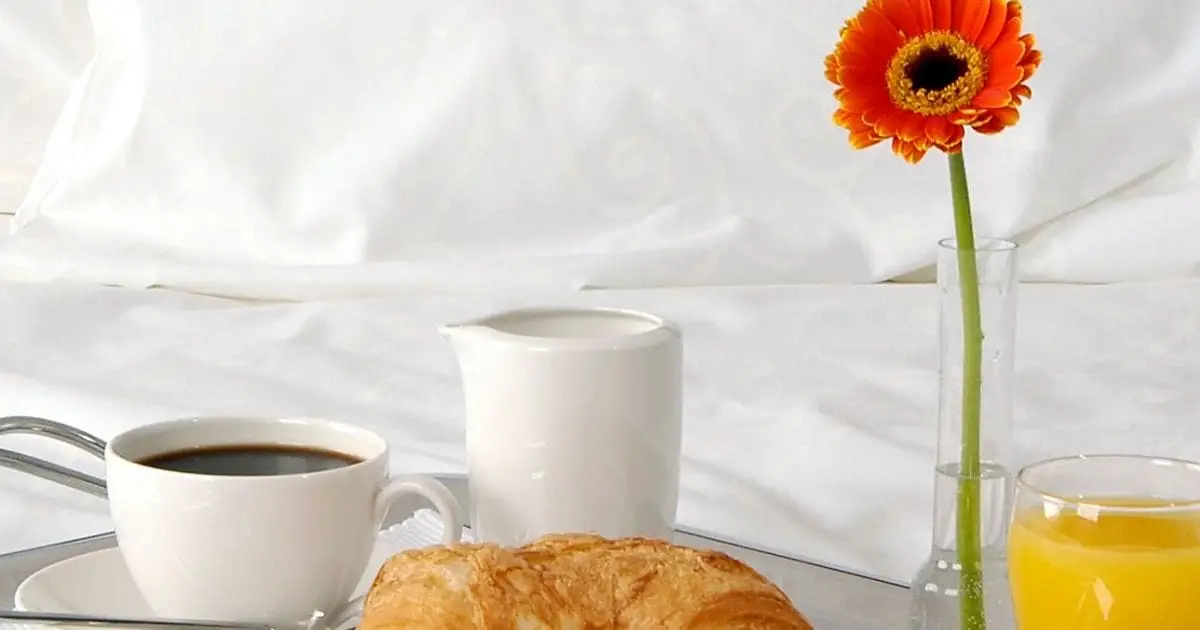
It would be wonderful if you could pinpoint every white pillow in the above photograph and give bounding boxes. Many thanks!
[4,0,1200,299]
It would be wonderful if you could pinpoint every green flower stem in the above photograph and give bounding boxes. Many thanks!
[948,150,986,630]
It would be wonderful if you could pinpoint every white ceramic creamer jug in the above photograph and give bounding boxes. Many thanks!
[441,307,682,546]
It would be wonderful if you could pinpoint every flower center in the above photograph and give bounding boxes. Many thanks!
[910,49,967,92]
[887,31,986,116]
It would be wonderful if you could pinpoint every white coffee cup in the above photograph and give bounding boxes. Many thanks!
[104,416,464,625]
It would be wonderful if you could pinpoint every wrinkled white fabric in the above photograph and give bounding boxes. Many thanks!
[1,281,1199,582]
[0,1,92,214]
[3,0,1200,298]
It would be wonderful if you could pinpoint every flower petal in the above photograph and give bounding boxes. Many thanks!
[877,0,923,36]
[837,42,893,74]
[892,137,929,164]
[839,67,892,95]
[972,106,1019,134]
[974,0,1009,48]
[857,6,905,49]
[850,128,886,149]
[931,0,952,29]
[925,116,956,145]
[992,15,1022,50]
[839,15,903,63]
[1018,35,1043,78]
[985,64,1024,91]
[873,110,906,137]
[862,105,898,127]
[948,109,981,126]
[833,108,861,128]
[899,111,927,142]
[840,71,888,97]
[956,0,988,43]
[1021,50,1043,76]
[991,106,1020,127]
[943,124,965,150]
[972,86,1012,108]
[837,45,886,71]
[835,86,891,114]
[824,55,841,84]
[837,32,874,59]
[910,0,935,30]
[1006,0,1023,21]
[1018,33,1038,56]
[989,38,1025,71]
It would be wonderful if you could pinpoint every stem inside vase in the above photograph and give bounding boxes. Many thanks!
[947,152,986,629]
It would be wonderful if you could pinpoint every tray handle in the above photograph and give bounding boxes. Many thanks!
[0,416,107,499]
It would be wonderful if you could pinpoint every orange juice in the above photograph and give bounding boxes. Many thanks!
[1009,499,1200,629]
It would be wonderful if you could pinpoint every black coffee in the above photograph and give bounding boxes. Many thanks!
[139,444,362,476]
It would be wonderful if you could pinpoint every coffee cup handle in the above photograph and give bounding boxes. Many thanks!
[374,474,465,546]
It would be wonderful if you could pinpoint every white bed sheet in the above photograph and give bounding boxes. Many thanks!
[0,279,1196,583]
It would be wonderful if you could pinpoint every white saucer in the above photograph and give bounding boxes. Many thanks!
[15,525,423,617]
[15,547,148,615]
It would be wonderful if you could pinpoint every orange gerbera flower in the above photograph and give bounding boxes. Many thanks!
[825,0,1043,164]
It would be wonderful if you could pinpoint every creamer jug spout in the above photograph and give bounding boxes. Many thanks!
[437,317,499,366]
[438,318,487,341]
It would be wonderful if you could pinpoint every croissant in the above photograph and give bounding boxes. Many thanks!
[360,533,813,629]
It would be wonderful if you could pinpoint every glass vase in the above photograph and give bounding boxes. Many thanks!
[910,238,1018,630]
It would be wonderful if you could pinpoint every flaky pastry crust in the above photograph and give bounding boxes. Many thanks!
[360,533,813,629]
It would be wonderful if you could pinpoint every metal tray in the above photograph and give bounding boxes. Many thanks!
[0,418,909,629]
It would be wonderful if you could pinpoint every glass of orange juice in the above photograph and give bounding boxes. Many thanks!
[1009,454,1200,629]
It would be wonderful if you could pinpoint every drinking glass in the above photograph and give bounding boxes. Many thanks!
[1009,454,1200,629]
